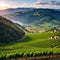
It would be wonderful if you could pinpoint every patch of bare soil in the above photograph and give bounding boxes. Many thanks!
[7,55,60,60]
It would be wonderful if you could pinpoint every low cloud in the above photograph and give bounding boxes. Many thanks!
[1,1,60,9]
[16,2,60,9]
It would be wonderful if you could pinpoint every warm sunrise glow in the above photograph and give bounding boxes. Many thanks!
[0,3,9,10]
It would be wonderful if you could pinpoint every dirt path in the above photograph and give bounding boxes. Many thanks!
[7,55,60,60]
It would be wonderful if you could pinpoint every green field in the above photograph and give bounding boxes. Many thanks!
[0,32,60,59]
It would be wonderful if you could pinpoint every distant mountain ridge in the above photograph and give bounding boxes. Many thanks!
[0,8,34,15]
[1,8,60,15]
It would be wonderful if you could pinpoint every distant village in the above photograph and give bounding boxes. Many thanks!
[50,27,60,39]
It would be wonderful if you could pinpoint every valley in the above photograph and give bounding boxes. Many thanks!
[3,9,60,33]
[0,8,60,59]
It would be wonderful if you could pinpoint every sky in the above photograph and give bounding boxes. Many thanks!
[0,0,60,9]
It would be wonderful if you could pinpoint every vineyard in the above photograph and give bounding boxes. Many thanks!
[0,32,60,59]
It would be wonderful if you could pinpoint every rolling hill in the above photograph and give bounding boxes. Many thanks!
[0,16,25,43]
[3,9,60,32]
[0,31,60,59]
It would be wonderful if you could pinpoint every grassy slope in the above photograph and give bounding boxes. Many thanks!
[0,32,60,54]
[0,16,25,43]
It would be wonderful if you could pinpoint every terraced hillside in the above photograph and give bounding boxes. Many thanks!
[3,9,60,32]
[0,16,25,43]
[4,9,60,26]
